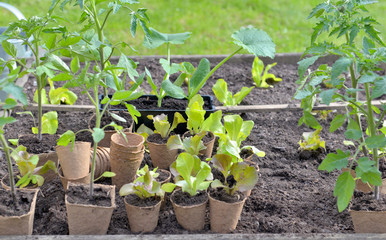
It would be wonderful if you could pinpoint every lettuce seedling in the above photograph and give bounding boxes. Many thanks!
[212,78,254,106]
[299,128,326,151]
[10,145,57,188]
[210,154,259,196]
[216,114,265,161]
[162,26,276,102]
[252,57,282,88]
[162,152,212,197]
[167,131,207,156]
[119,165,165,200]
[147,112,186,139]
[185,94,223,135]
[294,0,386,212]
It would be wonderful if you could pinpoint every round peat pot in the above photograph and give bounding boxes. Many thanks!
[56,141,91,179]
[170,189,208,231]
[110,132,145,189]
[90,146,111,180]
[0,188,39,235]
[147,134,178,169]
[65,183,116,235]
[58,165,91,190]
[209,190,246,233]
[36,151,58,183]
[349,210,386,233]
[124,195,162,233]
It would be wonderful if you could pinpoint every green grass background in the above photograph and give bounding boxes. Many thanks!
[0,0,385,55]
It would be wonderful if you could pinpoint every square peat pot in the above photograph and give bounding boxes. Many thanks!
[100,95,216,135]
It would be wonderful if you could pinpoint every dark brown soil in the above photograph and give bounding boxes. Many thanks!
[18,134,60,154]
[147,133,169,144]
[351,192,386,211]
[1,56,385,235]
[66,184,113,207]
[125,194,160,207]
[210,188,245,203]
[0,188,35,216]
[171,190,208,207]
[88,110,134,131]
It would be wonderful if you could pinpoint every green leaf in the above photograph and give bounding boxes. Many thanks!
[51,73,73,82]
[161,79,186,99]
[0,117,17,127]
[231,26,275,59]
[143,27,191,49]
[307,3,329,19]
[318,149,350,172]
[3,84,27,105]
[8,139,18,146]
[212,78,228,103]
[92,128,105,143]
[334,172,355,212]
[356,157,382,186]
[365,135,386,148]
[57,130,75,147]
[320,89,335,105]
[188,58,211,98]
[48,54,71,72]
[329,114,346,132]
[298,56,319,78]
[331,57,352,86]
[2,40,17,57]
[344,118,362,140]
[2,98,17,110]
[130,14,137,38]
[303,111,321,129]
[176,152,195,187]
[71,56,80,74]
[371,77,386,99]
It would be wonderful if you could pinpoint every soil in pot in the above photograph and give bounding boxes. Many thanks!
[18,134,59,154]
[124,194,162,233]
[65,183,116,235]
[0,188,39,235]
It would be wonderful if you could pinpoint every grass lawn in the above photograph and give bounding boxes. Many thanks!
[0,0,385,55]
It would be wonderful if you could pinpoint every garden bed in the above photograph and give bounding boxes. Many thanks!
[1,54,385,236]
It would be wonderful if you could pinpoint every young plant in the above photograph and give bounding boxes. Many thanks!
[57,60,143,197]
[119,165,165,200]
[10,145,57,188]
[185,94,223,135]
[162,26,276,102]
[0,67,28,204]
[167,131,207,157]
[298,128,326,152]
[212,78,254,106]
[162,152,212,197]
[57,0,153,95]
[216,114,265,161]
[252,56,282,88]
[210,153,259,196]
[294,0,386,212]
[0,3,78,140]
[146,112,186,139]
[143,28,192,107]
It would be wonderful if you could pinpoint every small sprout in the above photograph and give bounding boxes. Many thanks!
[252,57,282,88]
[212,78,254,106]
[299,128,326,152]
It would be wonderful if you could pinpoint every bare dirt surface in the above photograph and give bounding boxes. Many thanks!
[1,55,385,235]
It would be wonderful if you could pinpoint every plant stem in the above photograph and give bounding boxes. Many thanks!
[365,83,380,199]
[89,85,101,198]
[91,0,107,97]
[157,43,171,107]
[189,47,242,98]
[0,132,17,206]
[34,35,43,141]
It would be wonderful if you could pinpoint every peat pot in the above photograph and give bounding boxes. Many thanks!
[349,210,386,233]
[110,132,145,188]
[56,141,91,179]
[147,134,178,169]
[124,195,162,233]
[209,190,246,233]
[170,189,208,231]
[183,131,216,158]
[65,183,116,235]
[0,188,39,235]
